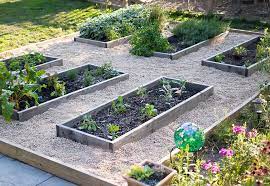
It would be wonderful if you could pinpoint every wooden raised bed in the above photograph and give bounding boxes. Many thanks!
[0,137,116,186]
[74,35,131,48]
[123,160,176,186]
[202,35,269,76]
[0,55,63,71]
[153,31,229,60]
[158,92,259,166]
[56,77,214,152]
[9,63,129,121]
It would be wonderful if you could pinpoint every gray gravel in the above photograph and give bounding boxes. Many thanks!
[0,32,269,185]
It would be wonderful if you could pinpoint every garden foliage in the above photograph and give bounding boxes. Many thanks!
[79,5,149,41]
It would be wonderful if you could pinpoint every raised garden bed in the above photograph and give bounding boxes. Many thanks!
[202,35,270,76]
[74,35,130,48]
[123,160,176,186]
[157,89,270,185]
[0,53,63,71]
[56,77,213,152]
[159,92,259,166]
[153,32,229,60]
[7,63,129,121]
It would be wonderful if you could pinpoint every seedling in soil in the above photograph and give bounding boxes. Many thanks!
[137,86,147,98]
[214,54,225,63]
[47,75,66,97]
[141,103,158,119]
[66,69,78,81]
[112,96,128,114]
[107,124,120,140]
[127,164,154,181]
[233,46,247,59]
[159,79,186,102]
[79,114,98,132]
[83,69,94,87]
[244,60,252,67]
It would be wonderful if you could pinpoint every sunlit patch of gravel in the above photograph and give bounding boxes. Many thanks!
[0,32,269,185]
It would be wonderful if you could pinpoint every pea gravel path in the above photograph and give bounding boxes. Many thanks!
[0,32,269,185]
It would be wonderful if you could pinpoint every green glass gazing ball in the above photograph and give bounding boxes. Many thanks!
[174,122,205,152]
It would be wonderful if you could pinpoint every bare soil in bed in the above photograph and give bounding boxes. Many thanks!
[74,81,199,140]
[221,39,259,66]
[0,32,269,185]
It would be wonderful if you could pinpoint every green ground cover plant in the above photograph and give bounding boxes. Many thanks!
[79,5,149,41]
[0,0,104,53]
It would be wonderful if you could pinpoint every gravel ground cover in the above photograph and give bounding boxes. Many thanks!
[0,32,269,185]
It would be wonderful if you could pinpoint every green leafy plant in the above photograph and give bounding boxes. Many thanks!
[111,96,128,114]
[66,69,78,81]
[79,5,149,41]
[94,63,119,79]
[46,75,66,97]
[233,46,247,58]
[107,123,120,140]
[83,69,94,87]
[128,165,154,181]
[159,79,186,102]
[141,103,158,119]
[136,87,147,98]
[214,54,225,63]
[78,114,98,132]
[0,63,46,121]
[130,23,170,57]
[172,18,229,47]
[257,29,270,60]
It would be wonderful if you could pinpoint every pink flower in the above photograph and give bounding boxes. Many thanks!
[219,148,234,158]
[232,125,246,135]
[246,129,258,138]
[201,161,212,171]
[211,163,220,174]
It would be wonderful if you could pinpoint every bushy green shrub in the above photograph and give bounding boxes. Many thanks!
[172,18,229,46]
[79,5,149,41]
[130,23,170,57]
[130,6,169,57]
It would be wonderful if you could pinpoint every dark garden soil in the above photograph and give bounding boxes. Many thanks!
[1,54,54,71]
[137,162,169,186]
[167,36,196,53]
[215,39,260,67]
[74,79,200,140]
[17,65,120,111]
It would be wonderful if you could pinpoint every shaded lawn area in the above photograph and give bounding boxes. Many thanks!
[0,0,105,53]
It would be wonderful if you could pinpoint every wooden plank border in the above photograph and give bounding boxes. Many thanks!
[202,35,269,76]
[57,76,214,152]
[153,31,229,60]
[0,138,117,186]
[9,63,129,121]
[74,35,131,48]
[158,92,260,166]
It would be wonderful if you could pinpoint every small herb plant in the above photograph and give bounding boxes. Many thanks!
[93,63,119,79]
[47,75,66,97]
[128,165,154,181]
[159,79,186,102]
[66,69,78,81]
[79,115,98,132]
[111,96,128,114]
[141,104,158,119]
[233,46,247,58]
[136,87,147,98]
[214,54,225,63]
[83,69,94,87]
[107,124,120,140]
